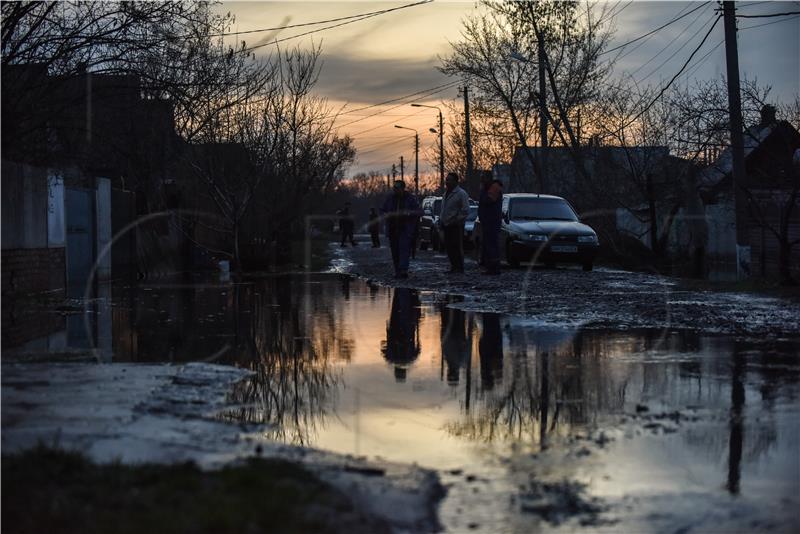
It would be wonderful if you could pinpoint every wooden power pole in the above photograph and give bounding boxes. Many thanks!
[463,86,474,182]
[538,32,548,193]
[723,0,750,279]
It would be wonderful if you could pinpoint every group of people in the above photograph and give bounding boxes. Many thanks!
[341,171,504,279]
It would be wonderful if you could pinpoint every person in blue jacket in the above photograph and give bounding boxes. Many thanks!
[380,180,422,278]
[478,171,503,275]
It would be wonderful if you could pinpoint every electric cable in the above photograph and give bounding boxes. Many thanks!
[243,1,433,52]
[600,2,708,56]
[627,5,714,79]
[339,81,458,116]
[213,1,432,37]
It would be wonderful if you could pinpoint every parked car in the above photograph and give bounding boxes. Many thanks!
[419,196,443,251]
[473,194,599,270]
[463,205,478,248]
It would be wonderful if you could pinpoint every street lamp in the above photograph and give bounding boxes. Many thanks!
[411,103,444,194]
[394,124,419,195]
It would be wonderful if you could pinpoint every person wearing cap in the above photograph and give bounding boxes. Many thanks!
[380,180,422,278]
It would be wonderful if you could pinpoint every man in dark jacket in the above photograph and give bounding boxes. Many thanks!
[380,180,421,278]
[338,203,356,247]
[368,207,381,248]
[478,171,503,275]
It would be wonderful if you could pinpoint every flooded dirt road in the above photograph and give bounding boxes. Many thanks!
[4,260,799,532]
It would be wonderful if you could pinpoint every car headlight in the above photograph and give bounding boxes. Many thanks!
[577,235,597,243]
[527,234,548,242]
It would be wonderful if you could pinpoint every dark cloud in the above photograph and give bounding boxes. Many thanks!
[316,51,453,104]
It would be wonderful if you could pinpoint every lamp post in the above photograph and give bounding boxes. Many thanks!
[411,103,444,193]
[395,125,419,195]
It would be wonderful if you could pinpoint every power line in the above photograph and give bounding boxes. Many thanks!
[735,11,800,18]
[616,2,701,62]
[603,16,722,140]
[600,2,708,56]
[243,1,433,52]
[357,137,414,157]
[627,6,713,79]
[683,38,724,79]
[637,14,719,84]
[213,1,432,37]
[336,83,458,129]
[740,13,800,29]
[349,108,429,138]
[339,81,458,116]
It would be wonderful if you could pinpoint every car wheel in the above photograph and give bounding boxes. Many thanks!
[582,262,593,272]
[431,233,439,251]
[506,242,520,268]
[544,261,556,269]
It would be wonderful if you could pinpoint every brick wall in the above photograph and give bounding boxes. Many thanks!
[2,247,66,348]
[2,247,65,297]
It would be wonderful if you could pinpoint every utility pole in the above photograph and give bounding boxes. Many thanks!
[411,103,446,193]
[414,131,419,196]
[386,173,390,189]
[391,163,397,187]
[438,111,444,192]
[400,156,404,181]
[463,86,474,183]
[723,0,750,279]
[538,32,548,193]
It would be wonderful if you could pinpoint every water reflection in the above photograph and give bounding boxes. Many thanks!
[440,305,471,386]
[7,274,799,505]
[381,288,421,382]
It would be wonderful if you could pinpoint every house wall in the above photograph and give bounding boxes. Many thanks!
[704,197,738,280]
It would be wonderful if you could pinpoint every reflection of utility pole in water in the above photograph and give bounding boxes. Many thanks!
[727,347,745,494]
[465,315,474,412]
[539,351,549,450]
[354,387,361,457]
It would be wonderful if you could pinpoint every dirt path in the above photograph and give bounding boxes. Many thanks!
[332,242,800,336]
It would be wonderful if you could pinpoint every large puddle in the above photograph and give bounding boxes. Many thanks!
[10,273,800,531]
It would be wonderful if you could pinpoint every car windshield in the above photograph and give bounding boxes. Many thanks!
[466,206,478,221]
[433,199,442,215]
[510,198,578,221]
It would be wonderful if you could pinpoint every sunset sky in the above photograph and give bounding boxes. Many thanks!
[221,1,800,178]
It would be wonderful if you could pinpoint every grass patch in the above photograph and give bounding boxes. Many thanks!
[2,446,389,534]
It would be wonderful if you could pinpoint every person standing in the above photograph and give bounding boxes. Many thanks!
[368,207,381,248]
[439,172,470,273]
[478,171,503,275]
[380,180,421,278]
[338,203,356,247]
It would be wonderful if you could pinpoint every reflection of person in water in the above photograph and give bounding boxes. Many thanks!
[381,288,421,382]
[441,306,470,386]
[479,313,503,390]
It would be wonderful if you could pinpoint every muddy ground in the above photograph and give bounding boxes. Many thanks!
[333,242,800,337]
[1,362,444,533]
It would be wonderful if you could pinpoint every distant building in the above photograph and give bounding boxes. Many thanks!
[696,105,800,280]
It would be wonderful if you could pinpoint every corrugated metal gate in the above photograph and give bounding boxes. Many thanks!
[66,187,95,297]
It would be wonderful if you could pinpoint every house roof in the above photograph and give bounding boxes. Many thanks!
[697,121,781,190]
